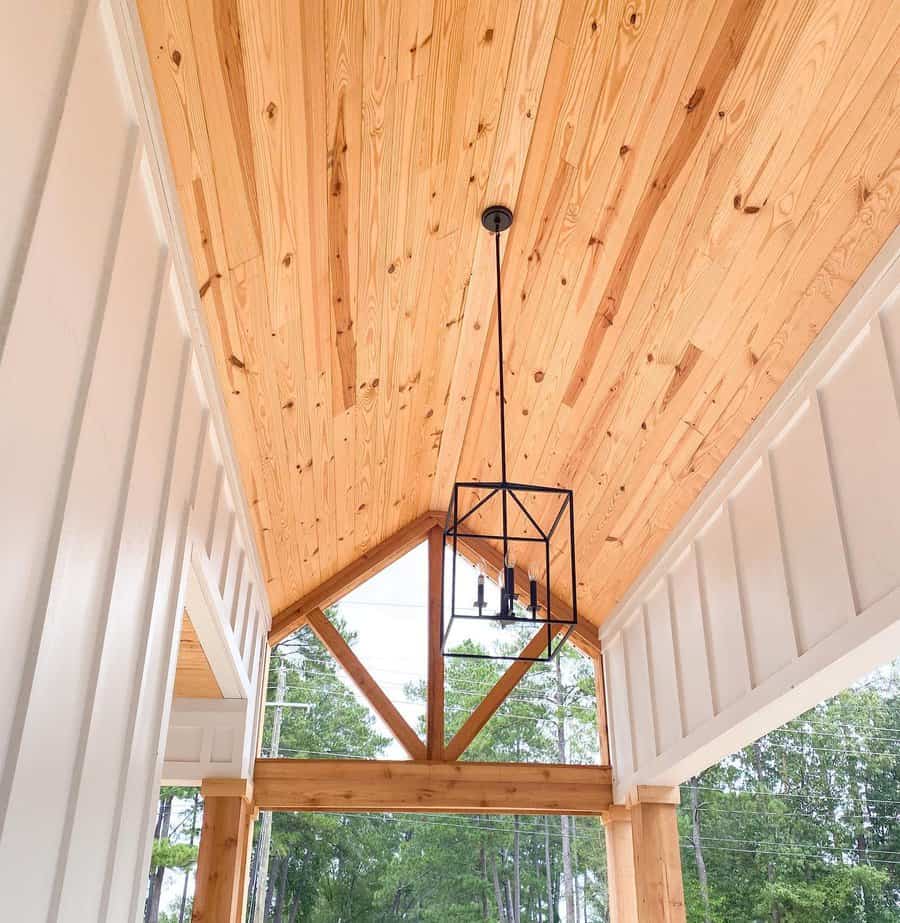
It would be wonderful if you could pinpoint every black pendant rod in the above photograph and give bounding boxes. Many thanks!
[493,224,508,485]
[490,215,510,570]
[482,204,514,571]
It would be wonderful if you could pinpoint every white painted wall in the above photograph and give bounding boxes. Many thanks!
[600,229,900,802]
[0,1,270,920]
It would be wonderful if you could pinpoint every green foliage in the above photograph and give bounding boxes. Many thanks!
[150,838,198,871]
[158,897,192,923]
[680,669,900,922]
[247,605,900,922]
[261,610,391,762]
[248,614,607,922]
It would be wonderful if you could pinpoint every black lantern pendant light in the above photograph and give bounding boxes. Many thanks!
[441,206,578,662]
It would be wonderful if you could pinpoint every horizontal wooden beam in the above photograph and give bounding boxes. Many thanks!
[304,608,426,761]
[269,513,442,644]
[453,533,601,658]
[443,628,563,761]
[253,759,613,815]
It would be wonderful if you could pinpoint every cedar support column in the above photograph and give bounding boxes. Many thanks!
[193,779,255,923]
[602,805,639,923]
[602,788,685,923]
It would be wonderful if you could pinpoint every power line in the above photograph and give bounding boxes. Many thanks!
[680,842,900,868]
[772,726,900,745]
[268,672,595,719]
[738,739,899,759]
[282,810,607,847]
[691,786,900,808]
[701,805,881,822]
[269,665,595,708]
[692,834,900,859]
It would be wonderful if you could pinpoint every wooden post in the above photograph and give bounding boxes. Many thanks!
[193,779,255,923]
[630,800,686,922]
[601,806,638,923]
[427,527,444,759]
[602,788,685,922]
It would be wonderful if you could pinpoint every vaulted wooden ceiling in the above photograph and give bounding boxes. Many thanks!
[138,0,900,626]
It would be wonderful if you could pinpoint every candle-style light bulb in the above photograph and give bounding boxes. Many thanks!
[474,569,486,613]
[504,555,516,603]
[528,570,539,618]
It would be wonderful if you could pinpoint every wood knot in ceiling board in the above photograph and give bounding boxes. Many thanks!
[623,4,643,32]
[171,49,182,68]
[684,87,705,112]
[661,342,702,411]
[198,273,221,298]
[265,101,277,120]
[228,353,246,370]
[858,179,873,207]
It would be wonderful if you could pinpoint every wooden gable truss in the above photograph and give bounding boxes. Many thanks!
[264,512,610,766]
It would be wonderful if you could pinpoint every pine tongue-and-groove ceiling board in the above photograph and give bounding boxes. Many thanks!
[137,0,900,625]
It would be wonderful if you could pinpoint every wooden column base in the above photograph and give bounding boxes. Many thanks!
[602,806,639,923]
[192,779,255,923]
[603,787,686,923]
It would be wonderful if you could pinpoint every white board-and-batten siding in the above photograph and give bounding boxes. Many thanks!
[600,228,900,802]
[0,1,270,920]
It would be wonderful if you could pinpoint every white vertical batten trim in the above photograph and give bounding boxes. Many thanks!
[811,386,859,615]
[641,603,662,758]
[97,335,192,923]
[665,572,689,739]
[692,536,721,717]
[123,395,208,922]
[762,447,803,658]
[724,496,757,689]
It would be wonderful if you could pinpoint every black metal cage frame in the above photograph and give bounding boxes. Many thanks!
[441,480,578,662]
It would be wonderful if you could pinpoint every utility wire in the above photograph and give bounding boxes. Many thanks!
[678,842,900,868]
[691,785,900,808]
